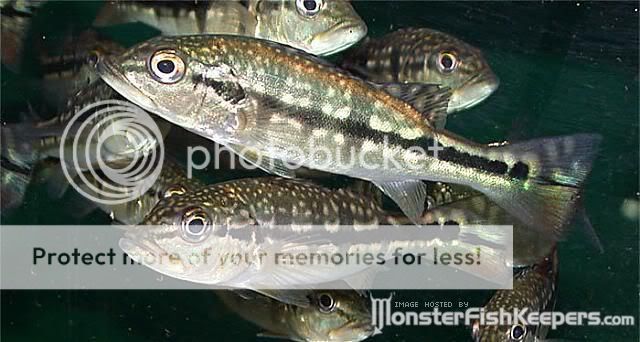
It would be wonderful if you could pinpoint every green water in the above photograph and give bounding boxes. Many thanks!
[1,1,638,341]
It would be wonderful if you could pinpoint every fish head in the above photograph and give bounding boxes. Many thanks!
[120,191,235,283]
[291,290,373,341]
[254,0,367,55]
[96,36,237,135]
[416,30,499,112]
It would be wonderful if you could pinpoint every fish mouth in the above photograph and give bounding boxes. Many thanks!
[331,319,374,340]
[309,21,367,55]
[448,72,500,113]
[96,57,161,114]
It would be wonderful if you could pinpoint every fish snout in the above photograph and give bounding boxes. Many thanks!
[448,71,500,113]
[309,21,367,55]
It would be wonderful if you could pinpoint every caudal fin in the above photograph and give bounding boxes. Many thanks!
[0,159,31,212]
[483,133,601,238]
[0,122,45,169]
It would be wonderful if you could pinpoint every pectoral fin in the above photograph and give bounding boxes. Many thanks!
[374,82,452,129]
[225,143,296,178]
[373,180,427,224]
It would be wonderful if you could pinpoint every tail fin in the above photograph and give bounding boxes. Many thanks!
[0,159,31,212]
[1,122,44,169]
[483,133,601,238]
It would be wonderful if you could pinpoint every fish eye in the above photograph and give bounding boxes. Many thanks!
[437,52,458,73]
[317,293,336,313]
[509,323,526,341]
[163,184,187,198]
[149,50,186,84]
[296,0,323,17]
[86,50,100,66]
[180,207,211,243]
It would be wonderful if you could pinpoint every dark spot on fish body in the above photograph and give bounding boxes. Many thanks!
[390,47,401,82]
[192,73,246,104]
[438,147,509,176]
[508,161,530,180]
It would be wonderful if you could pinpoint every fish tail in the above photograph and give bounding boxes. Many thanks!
[0,158,31,212]
[0,122,43,169]
[480,133,602,238]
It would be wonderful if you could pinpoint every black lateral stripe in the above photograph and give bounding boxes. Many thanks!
[438,147,509,175]
[262,96,512,177]
[1,157,31,175]
[41,54,86,75]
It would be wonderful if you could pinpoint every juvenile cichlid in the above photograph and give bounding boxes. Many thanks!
[341,28,499,116]
[98,35,601,238]
[1,81,170,171]
[125,177,512,297]
[217,289,373,342]
[472,249,559,342]
[94,0,366,56]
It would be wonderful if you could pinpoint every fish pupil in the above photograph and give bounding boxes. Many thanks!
[188,219,205,234]
[158,60,175,74]
[511,324,526,340]
[440,55,454,69]
[318,293,335,312]
[303,0,317,11]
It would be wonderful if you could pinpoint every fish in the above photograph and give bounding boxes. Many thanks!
[97,34,601,238]
[1,81,170,172]
[124,177,512,301]
[37,30,125,109]
[93,0,366,56]
[216,289,373,342]
[0,80,172,205]
[471,248,559,342]
[429,192,556,267]
[341,28,499,118]
[63,158,204,225]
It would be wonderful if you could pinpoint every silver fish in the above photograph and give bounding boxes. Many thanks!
[97,35,600,237]
[217,289,373,342]
[94,0,366,56]
[341,27,499,117]
[472,249,559,342]
[123,177,511,295]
